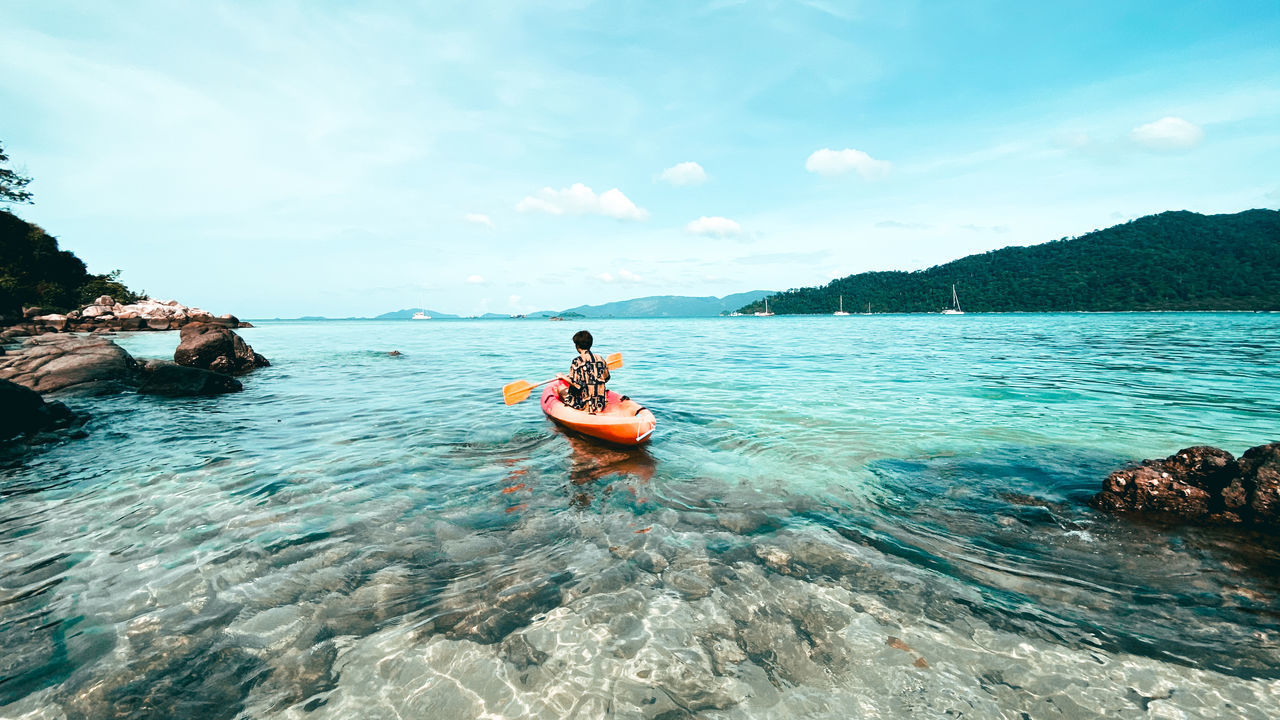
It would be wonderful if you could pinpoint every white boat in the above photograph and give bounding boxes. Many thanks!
[834,295,850,316]
[729,311,743,317]
[754,298,774,317]
[412,310,431,320]
[941,285,964,315]
[861,302,872,315]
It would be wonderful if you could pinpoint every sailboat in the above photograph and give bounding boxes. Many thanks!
[754,298,774,317]
[861,302,872,315]
[941,285,964,315]
[834,295,850,316]
[412,305,431,320]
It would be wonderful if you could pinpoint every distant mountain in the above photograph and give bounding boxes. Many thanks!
[374,308,460,319]
[737,209,1280,314]
[373,291,776,320]
[547,290,775,318]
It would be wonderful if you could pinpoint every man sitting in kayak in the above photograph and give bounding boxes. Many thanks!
[557,330,611,413]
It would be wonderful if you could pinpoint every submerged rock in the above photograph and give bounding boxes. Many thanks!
[1091,444,1280,526]
[138,362,244,396]
[174,323,270,375]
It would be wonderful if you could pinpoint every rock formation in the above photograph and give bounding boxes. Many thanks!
[0,335,140,395]
[173,323,270,375]
[0,335,249,402]
[16,295,251,335]
[1091,443,1280,526]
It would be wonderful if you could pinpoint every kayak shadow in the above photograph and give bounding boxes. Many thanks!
[557,430,657,486]
[545,430,658,512]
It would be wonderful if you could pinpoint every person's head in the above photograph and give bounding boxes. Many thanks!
[573,330,593,351]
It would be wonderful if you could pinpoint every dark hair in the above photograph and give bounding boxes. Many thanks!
[573,330,593,350]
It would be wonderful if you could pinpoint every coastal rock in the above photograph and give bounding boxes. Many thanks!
[173,323,269,375]
[0,378,81,440]
[1092,444,1280,526]
[0,335,140,395]
[9,297,255,336]
[1091,446,1235,519]
[1239,443,1280,522]
[33,313,69,331]
[138,362,243,396]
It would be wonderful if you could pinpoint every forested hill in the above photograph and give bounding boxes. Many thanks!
[1,210,143,318]
[737,209,1280,314]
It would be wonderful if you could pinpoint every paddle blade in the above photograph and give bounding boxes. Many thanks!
[502,379,536,405]
[606,352,623,370]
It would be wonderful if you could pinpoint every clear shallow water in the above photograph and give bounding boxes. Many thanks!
[2,314,1279,719]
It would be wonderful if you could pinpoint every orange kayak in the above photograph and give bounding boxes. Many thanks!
[540,379,656,446]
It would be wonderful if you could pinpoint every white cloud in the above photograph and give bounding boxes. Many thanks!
[659,161,707,186]
[515,183,649,220]
[595,272,614,282]
[1130,116,1204,152]
[466,274,486,284]
[686,216,742,237]
[805,148,891,178]
[463,212,494,228]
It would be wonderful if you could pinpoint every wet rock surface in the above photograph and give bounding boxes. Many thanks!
[0,334,140,395]
[174,323,270,375]
[1092,443,1280,526]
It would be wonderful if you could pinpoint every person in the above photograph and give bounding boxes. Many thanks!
[557,330,611,413]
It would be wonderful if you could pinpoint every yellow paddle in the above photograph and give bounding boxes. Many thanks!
[503,352,623,405]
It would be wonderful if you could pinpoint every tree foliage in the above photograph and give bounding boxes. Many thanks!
[737,210,1280,314]
[1,211,144,318]
[0,142,34,206]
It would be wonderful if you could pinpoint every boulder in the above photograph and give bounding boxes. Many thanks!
[1092,446,1237,520]
[81,305,109,318]
[146,318,171,331]
[22,306,43,319]
[34,314,69,332]
[0,335,140,395]
[137,362,243,396]
[1093,444,1280,527]
[1239,443,1280,522]
[0,378,82,441]
[93,295,115,306]
[173,323,269,375]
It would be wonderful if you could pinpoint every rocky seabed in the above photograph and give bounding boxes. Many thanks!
[1,469,1276,720]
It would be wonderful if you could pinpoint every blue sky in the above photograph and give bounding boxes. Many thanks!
[1,1,1277,317]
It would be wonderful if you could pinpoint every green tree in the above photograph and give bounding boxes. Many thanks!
[0,142,34,206]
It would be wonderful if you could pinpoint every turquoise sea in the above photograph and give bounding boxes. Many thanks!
[2,313,1279,718]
